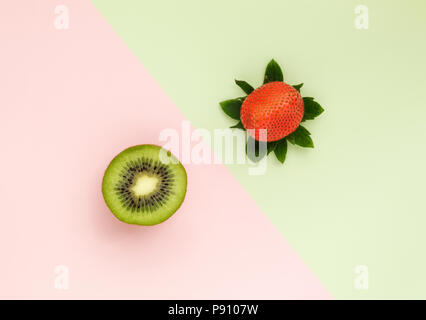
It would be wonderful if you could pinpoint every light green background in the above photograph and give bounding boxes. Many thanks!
[91,0,426,299]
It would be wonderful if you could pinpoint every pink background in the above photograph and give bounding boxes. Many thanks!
[0,0,330,299]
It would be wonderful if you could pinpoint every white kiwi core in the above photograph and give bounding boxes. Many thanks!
[131,174,159,196]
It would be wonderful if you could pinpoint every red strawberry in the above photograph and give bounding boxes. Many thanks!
[219,59,324,165]
[240,81,304,142]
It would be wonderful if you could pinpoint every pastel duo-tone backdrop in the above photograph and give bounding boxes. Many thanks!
[1,0,426,299]
[0,0,329,299]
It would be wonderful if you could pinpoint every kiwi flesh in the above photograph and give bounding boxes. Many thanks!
[102,145,187,226]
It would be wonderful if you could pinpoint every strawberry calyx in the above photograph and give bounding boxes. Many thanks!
[219,59,324,164]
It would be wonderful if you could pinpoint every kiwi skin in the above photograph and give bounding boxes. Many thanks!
[102,144,187,226]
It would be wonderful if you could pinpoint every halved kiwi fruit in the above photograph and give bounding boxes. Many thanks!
[102,145,187,226]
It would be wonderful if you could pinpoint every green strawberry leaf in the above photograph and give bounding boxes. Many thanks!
[286,125,314,148]
[264,59,284,83]
[274,139,288,163]
[219,98,244,120]
[235,80,255,95]
[298,125,311,136]
[302,97,324,121]
[246,136,267,162]
[230,121,245,130]
[267,141,278,154]
[293,83,304,92]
